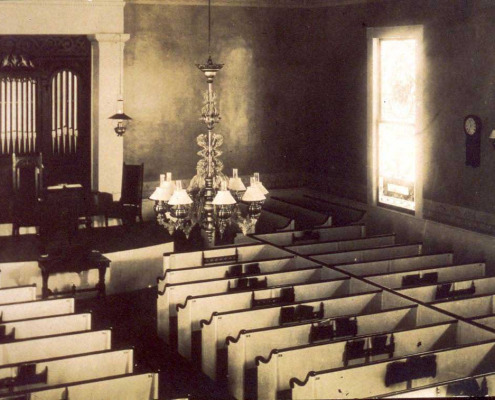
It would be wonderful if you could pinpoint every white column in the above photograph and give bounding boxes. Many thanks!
[88,33,130,199]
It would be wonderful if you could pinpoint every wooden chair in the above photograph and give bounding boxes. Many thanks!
[107,163,144,225]
[11,153,43,236]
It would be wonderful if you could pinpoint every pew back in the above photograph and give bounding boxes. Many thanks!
[0,286,36,305]
[310,243,423,265]
[367,262,485,289]
[0,298,74,322]
[253,225,366,247]
[285,234,396,255]
[0,313,91,341]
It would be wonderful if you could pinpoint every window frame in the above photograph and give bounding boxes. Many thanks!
[367,25,424,218]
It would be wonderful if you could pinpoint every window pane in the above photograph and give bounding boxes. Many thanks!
[380,39,416,123]
[378,122,415,211]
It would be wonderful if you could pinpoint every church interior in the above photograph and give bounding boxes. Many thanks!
[2,0,495,398]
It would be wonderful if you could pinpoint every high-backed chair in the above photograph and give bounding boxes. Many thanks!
[107,163,144,225]
[11,153,43,236]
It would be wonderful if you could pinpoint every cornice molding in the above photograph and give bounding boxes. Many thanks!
[126,0,389,8]
[0,0,124,6]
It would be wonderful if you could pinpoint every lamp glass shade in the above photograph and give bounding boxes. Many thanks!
[168,180,193,205]
[256,181,269,195]
[489,130,495,140]
[228,177,246,191]
[242,178,266,202]
[150,187,174,201]
[213,190,237,205]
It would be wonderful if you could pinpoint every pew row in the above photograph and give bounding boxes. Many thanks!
[291,324,495,399]
[335,253,453,276]
[0,330,111,366]
[0,298,74,322]
[433,293,495,318]
[366,262,485,289]
[253,224,366,247]
[0,313,92,342]
[310,243,423,265]
[262,197,332,229]
[238,203,295,234]
[0,286,36,306]
[256,315,472,400]
[285,234,396,256]
[161,243,292,279]
[0,372,159,400]
[382,370,495,398]
[0,349,133,395]
[158,264,335,344]
[177,277,375,360]
[160,255,314,286]
[396,276,495,304]
[200,290,416,381]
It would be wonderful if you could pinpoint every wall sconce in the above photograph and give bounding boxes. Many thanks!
[489,130,495,148]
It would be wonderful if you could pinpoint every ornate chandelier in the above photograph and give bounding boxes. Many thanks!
[150,0,268,246]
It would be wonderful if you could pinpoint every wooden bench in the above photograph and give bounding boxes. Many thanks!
[285,234,396,255]
[177,276,374,360]
[253,224,366,247]
[0,298,74,322]
[433,293,495,318]
[158,265,331,344]
[0,372,159,400]
[396,276,495,303]
[255,319,463,400]
[310,243,423,265]
[335,253,453,276]
[200,290,389,381]
[0,285,36,305]
[0,330,112,366]
[366,262,485,288]
[0,348,133,395]
[0,313,91,342]
[291,332,495,399]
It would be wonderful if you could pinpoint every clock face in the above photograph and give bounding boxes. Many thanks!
[465,117,477,135]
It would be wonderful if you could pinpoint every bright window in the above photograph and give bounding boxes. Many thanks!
[368,26,423,215]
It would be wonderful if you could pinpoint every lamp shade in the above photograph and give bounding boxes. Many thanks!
[490,130,495,140]
[228,168,246,191]
[168,180,193,206]
[213,181,237,205]
[242,177,266,202]
[150,187,174,202]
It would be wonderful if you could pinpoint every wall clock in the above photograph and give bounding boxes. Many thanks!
[464,114,481,167]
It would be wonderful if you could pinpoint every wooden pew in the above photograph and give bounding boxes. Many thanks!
[396,276,495,303]
[177,276,373,360]
[262,197,332,229]
[382,371,495,398]
[160,243,292,284]
[472,314,495,330]
[433,293,495,318]
[335,253,453,276]
[253,224,366,247]
[227,305,416,400]
[255,319,463,400]
[0,349,133,395]
[160,255,310,286]
[0,285,36,305]
[201,290,391,381]
[0,330,112,366]
[366,262,485,289]
[285,234,396,255]
[158,265,332,344]
[0,298,74,322]
[0,372,159,400]
[291,326,495,399]
[0,313,91,342]
[310,243,423,265]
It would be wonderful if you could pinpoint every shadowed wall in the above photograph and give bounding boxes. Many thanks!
[123,0,495,233]
[124,4,314,185]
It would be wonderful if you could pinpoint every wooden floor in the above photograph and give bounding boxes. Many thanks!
[76,287,233,400]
